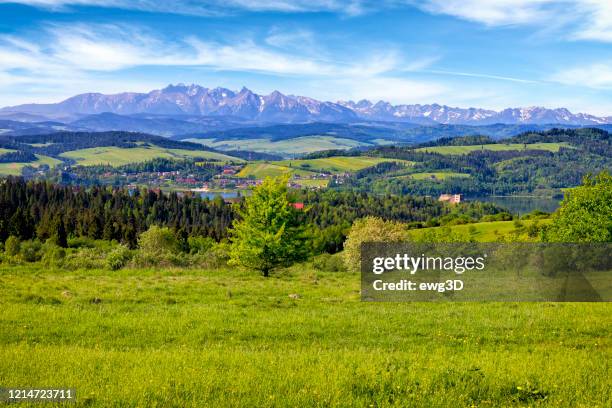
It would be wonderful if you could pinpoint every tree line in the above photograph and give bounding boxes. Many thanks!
[0,177,506,252]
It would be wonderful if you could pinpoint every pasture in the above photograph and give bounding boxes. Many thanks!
[0,154,63,176]
[237,156,410,179]
[236,163,314,179]
[185,136,370,155]
[416,142,571,155]
[275,156,412,174]
[0,264,609,407]
[60,145,240,166]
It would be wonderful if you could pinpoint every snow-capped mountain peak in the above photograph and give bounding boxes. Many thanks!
[1,84,609,125]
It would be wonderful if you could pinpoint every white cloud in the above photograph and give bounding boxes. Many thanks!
[571,0,612,42]
[0,23,425,77]
[0,0,367,15]
[0,22,443,106]
[415,0,556,26]
[413,1,612,43]
[551,62,612,89]
[426,70,539,84]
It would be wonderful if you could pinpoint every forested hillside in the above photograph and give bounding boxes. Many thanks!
[337,128,611,196]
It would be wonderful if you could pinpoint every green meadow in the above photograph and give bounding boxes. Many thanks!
[60,146,241,166]
[236,163,314,178]
[0,154,62,176]
[0,264,610,407]
[416,142,571,155]
[237,157,411,179]
[186,136,370,155]
[275,157,411,173]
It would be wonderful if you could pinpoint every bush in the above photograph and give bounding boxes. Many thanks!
[312,253,346,272]
[106,245,133,270]
[63,247,106,270]
[187,236,215,254]
[5,236,21,257]
[138,226,180,255]
[41,242,66,267]
[20,239,42,262]
[190,242,230,269]
[413,227,472,243]
[343,217,407,272]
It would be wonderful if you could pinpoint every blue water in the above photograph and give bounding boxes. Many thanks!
[199,192,242,200]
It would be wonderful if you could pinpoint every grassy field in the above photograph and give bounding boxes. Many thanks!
[236,157,410,179]
[60,145,241,166]
[236,163,315,178]
[0,263,609,407]
[186,136,370,155]
[275,157,412,174]
[409,219,552,242]
[416,142,572,155]
[0,154,63,176]
[293,178,329,188]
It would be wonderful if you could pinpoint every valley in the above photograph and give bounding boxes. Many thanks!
[0,128,608,201]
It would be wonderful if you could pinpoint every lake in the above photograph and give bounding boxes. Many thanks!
[467,195,562,215]
[199,191,243,200]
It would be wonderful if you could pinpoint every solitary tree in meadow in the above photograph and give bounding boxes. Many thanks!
[229,175,309,277]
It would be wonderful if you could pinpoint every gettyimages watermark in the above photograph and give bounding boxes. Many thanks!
[361,243,612,302]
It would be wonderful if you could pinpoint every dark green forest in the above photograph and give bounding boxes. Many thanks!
[0,177,505,252]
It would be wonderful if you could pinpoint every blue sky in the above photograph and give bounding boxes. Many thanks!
[0,0,611,115]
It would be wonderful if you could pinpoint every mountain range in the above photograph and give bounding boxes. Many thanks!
[2,83,610,127]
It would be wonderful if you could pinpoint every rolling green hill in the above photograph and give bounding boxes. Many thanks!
[237,156,410,179]
[236,163,313,178]
[60,146,242,167]
[186,135,371,156]
[0,154,62,176]
[415,142,571,155]
[274,157,411,173]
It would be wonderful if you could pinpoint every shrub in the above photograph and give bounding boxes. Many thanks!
[63,247,106,270]
[20,239,42,262]
[187,236,215,254]
[4,236,21,257]
[106,245,133,270]
[41,242,66,267]
[343,217,406,272]
[312,253,346,272]
[138,226,180,255]
[190,242,230,269]
[413,227,472,243]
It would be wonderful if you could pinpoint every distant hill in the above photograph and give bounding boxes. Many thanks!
[181,122,612,145]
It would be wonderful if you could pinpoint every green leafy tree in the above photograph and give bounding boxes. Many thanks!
[229,175,309,277]
[138,225,180,255]
[543,171,612,242]
[343,217,407,272]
